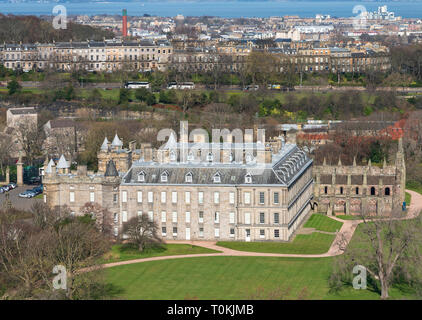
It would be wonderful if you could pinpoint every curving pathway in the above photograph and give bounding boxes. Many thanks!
[99,189,422,269]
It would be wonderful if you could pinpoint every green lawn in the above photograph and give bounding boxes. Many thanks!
[217,232,335,255]
[102,244,219,263]
[303,214,343,232]
[335,215,362,220]
[406,192,412,206]
[104,256,413,300]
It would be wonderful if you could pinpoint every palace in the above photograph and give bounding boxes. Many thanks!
[43,129,314,242]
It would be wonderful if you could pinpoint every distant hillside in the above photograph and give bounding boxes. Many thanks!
[0,15,114,43]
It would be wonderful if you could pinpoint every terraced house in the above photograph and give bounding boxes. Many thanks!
[43,129,314,242]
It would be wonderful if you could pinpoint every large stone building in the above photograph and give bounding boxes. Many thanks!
[43,130,314,242]
[313,138,406,215]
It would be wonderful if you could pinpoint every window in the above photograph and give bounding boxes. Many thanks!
[385,187,390,196]
[324,186,328,194]
[114,227,118,237]
[244,192,251,204]
[371,187,376,196]
[185,191,191,204]
[114,213,118,223]
[172,191,177,203]
[199,227,204,237]
[214,228,220,238]
[90,192,95,202]
[172,211,177,223]
[138,172,145,182]
[260,229,265,239]
[162,227,167,236]
[230,228,235,237]
[245,212,251,224]
[214,192,220,204]
[114,193,118,203]
[122,211,128,222]
[198,192,204,204]
[187,152,194,161]
[69,191,75,203]
[274,229,280,238]
[274,192,279,204]
[122,191,128,203]
[161,211,166,222]
[340,187,344,195]
[245,174,252,183]
[259,192,265,204]
[199,211,204,223]
[229,212,235,224]
[170,151,176,161]
[161,172,168,182]
[229,192,235,204]
[173,227,177,236]
[185,212,190,223]
[214,212,220,223]
[355,187,359,195]
[148,211,153,221]
[137,211,142,217]
[161,191,166,203]
[185,172,193,182]
[148,191,153,203]
[274,213,279,224]
[213,173,221,183]
[259,212,265,224]
[207,152,214,162]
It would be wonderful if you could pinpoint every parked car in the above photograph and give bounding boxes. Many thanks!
[0,187,5,193]
[19,191,32,198]
[32,186,43,195]
[8,182,17,189]
[1,185,11,192]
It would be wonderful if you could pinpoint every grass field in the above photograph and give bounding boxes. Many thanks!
[102,244,220,263]
[406,192,412,206]
[303,214,343,232]
[335,215,362,220]
[217,232,335,255]
[104,256,413,300]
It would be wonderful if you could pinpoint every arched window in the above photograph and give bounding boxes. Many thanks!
[356,187,359,195]
[385,187,390,196]
[371,187,376,196]
[245,153,253,163]
[169,150,177,161]
[324,186,328,194]
[187,151,194,161]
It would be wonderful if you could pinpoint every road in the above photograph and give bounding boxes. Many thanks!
[93,189,422,270]
[0,185,42,211]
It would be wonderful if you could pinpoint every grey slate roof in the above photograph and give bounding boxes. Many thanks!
[122,144,312,187]
[105,160,119,177]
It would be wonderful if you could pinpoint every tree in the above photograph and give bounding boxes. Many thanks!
[7,79,21,95]
[118,88,130,105]
[122,215,163,252]
[15,120,44,166]
[329,210,422,299]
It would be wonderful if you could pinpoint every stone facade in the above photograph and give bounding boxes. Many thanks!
[313,139,406,215]
[43,131,314,242]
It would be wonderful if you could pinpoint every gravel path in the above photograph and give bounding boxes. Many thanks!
[99,189,422,269]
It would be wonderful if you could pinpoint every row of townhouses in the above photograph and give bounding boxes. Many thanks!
[1,40,390,74]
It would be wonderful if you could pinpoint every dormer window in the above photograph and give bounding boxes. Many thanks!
[185,172,193,183]
[138,171,145,182]
[161,171,168,182]
[207,152,214,162]
[213,172,221,183]
[245,173,252,184]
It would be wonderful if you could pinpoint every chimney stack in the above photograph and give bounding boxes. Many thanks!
[122,9,128,37]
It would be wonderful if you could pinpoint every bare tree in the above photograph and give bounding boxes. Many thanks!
[329,209,422,299]
[16,121,45,166]
[122,215,164,252]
